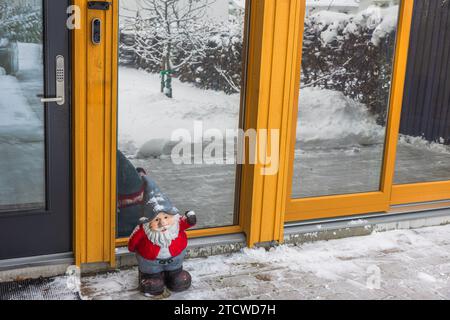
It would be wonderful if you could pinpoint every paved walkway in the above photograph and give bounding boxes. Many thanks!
[81,224,450,300]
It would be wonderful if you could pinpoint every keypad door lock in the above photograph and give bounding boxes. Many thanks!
[39,55,65,106]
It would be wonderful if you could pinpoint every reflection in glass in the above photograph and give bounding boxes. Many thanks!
[117,0,246,237]
[394,0,450,185]
[292,0,400,199]
[0,0,44,211]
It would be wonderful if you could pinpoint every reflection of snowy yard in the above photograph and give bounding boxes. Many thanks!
[119,67,450,227]
[118,67,240,229]
[292,143,450,199]
[0,43,44,210]
[130,159,237,229]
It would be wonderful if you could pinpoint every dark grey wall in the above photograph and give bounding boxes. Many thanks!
[400,0,450,144]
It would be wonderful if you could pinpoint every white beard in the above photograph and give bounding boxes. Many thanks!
[143,214,181,248]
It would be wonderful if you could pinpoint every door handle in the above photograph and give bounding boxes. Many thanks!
[39,96,64,103]
[39,55,65,106]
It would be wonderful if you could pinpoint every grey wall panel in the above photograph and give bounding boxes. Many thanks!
[400,0,450,144]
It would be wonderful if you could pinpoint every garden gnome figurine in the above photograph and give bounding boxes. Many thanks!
[128,175,197,296]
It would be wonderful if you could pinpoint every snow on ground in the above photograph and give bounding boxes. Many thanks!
[118,66,240,153]
[0,43,43,140]
[81,224,450,300]
[297,87,385,146]
[0,43,45,209]
[119,66,449,157]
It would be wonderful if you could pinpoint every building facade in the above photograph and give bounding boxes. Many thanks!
[0,0,449,276]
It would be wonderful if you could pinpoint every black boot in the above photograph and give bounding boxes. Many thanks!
[165,268,192,292]
[139,271,165,296]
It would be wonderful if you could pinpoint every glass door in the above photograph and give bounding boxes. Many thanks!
[0,0,71,260]
[285,0,414,221]
[116,0,249,239]
[392,0,450,205]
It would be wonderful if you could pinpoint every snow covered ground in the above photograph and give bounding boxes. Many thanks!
[81,224,450,300]
[118,66,450,225]
[0,43,45,210]
[118,67,241,151]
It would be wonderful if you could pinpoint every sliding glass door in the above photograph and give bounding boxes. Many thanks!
[392,0,450,205]
[286,0,414,221]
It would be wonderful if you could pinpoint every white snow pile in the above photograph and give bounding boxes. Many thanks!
[398,134,450,154]
[118,66,388,158]
[118,67,240,157]
[296,87,385,146]
[309,5,399,46]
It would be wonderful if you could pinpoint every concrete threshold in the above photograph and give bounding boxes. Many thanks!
[1,202,450,281]
[284,202,450,245]
[0,253,74,283]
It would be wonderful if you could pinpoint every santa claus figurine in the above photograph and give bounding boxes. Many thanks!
[128,174,196,296]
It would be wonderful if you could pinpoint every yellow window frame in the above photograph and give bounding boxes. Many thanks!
[284,0,416,222]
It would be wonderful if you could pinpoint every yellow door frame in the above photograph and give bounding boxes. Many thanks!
[73,0,302,265]
[284,0,415,222]
[241,0,304,246]
[73,0,118,266]
[391,181,450,205]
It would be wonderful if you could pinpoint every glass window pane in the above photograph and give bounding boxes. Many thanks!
[394,0,450,185]
[0,0,45,212]
[291,0,400,199]
[117,0,247,237]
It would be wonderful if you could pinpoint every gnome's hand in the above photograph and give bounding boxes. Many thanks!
[139,217,150,226]
[185,211,197,226]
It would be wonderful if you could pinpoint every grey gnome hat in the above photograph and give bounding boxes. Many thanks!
[142,176,179,222]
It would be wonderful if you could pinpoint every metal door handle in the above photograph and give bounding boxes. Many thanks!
[39,96,64,103]
[39,55,65,106]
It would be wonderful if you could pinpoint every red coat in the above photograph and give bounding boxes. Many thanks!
[128,217,194,260]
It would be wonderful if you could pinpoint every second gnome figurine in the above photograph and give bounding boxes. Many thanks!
[128,173,196,297]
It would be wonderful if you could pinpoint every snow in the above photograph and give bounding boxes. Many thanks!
[120,0,233,23]
[367,5,400,46]
[81,224,450,300]
[309,11,350,44]
[0,43,43,140]
[118,67,240,153]
[308,4,400,45]
[0,42,45,208]
[398,135,450,155]
[306,0,360,8]
[17,42,42,70]
[232,0,246,9]
[417,272,437,283]
[296,87,385,146]
[118,68,410,153]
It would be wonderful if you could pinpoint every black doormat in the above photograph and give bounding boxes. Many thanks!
[0,277,81,300]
